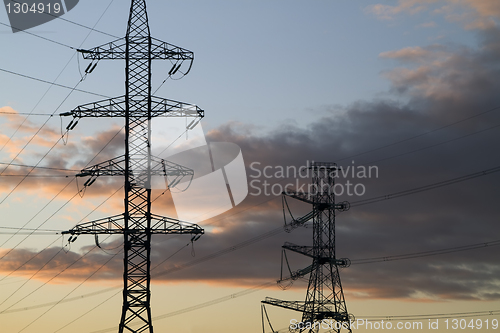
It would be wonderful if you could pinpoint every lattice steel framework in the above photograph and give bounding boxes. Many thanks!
[62,1,203,332]
[262,162,353,333]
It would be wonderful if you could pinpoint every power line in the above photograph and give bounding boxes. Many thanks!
[0,126,125,289]
[0,227,62,232]
[0,4,121,311]
[76,232,500,331]
[54,242,190,332]
[3,233,498,322]
[351,164,500,207]
[0,239,111,315]
[0,111,55,116]
[0,287,118,314]
[0,0,115,159]
[0,21,75,49]
[0,184,123,309]
[0,185,80,272]
[0,175,74,178]
[185,106,500,235]
[92,276,500,333]
[18,239,122,332]
[351,239,500,264]
[1,69,498,326]
[336,105,500,163]
[0,163,77,171]
[0,239,64,309]
[90,281,276,333]
[0,67,109,98]
[364,122,500,166]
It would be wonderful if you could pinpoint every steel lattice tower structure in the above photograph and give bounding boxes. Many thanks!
[62,1,204,332]
[262,162,353,333]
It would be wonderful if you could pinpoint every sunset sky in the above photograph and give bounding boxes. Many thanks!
[1,1,500,332]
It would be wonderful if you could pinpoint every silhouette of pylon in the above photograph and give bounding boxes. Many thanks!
[262,162,353,333]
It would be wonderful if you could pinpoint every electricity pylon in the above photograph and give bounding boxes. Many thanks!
[62,1,204,332]
[262,162,353,333]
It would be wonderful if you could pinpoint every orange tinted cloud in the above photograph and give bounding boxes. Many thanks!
[367,0,500,30]
[366,0,439,21]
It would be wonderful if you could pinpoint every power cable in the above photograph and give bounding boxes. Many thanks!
[0,238,111,315]
[0,239,64,308]
[54,242,190,332]
[18,238,121,332]
[0,179,76,259]
[0,286,118,314]
[0,67,109,98]
[90,281,276,333]
[0,184,123,309]
[6,0,118,39]
[0,111,54,116]
[336,105,500,163]
[0,0,114,160]
[0,185,80,280]
[364,122,500,166]
[2,23,496,330]
[350,164,500,207]
[0,125,124,288]
[0,77,84,189]
[4,234,498,320]
[74,232,500,332]
[0,126,122,258]
[0,127,124,306]
[0,174,74,178]
[0,162,77,171]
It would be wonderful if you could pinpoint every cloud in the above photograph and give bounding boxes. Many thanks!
[443,0,500,30]
[367,0,500,30]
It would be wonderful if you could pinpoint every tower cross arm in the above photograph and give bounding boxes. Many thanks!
[78,38,126,60]
[62,214,125,235]
[282,242,314,258]
[150,214,204,235]
[76,155,126,178]
[277,264,315,283]
[62,214,204,236]
[150,37,194,60]
[261,297,305,313]
[283,189,350,211]
[263,298,351,322]
[63,96,203,119]
[76,155,194,179]
[287,210,318,229]
[77,37,194,61]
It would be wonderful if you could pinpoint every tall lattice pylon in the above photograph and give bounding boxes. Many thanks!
[62,1,204,332]
[262,162,353,333]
